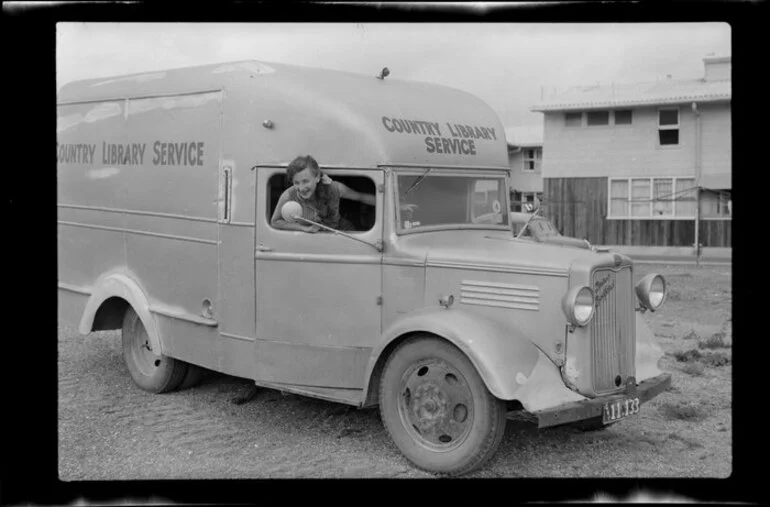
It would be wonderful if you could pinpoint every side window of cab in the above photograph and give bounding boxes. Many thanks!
[266,171,377,232]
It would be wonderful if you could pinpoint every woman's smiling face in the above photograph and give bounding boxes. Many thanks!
[292,167,320,200]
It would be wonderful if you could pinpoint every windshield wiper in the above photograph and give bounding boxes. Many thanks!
[404,168,432,195]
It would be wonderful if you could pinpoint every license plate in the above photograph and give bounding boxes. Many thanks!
[602,397,640,424]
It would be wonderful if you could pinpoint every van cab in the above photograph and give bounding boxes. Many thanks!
[57,60,671,476]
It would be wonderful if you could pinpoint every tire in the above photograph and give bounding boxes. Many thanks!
[122,307,187,393]
[178,363,208,390]
[379,335,507,476]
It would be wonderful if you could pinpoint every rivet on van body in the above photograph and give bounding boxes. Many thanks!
[262,120,274,129]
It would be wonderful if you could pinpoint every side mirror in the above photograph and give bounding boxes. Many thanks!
[281,201,303,222]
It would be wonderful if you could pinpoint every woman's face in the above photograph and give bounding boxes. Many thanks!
[292,167,320,200]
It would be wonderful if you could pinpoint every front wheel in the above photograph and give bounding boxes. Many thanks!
[379,336,507,476]
[122,307,187,393]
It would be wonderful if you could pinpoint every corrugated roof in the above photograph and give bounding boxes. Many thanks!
[531,77,730,112]
[505,125,543,147]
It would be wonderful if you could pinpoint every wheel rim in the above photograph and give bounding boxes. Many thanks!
[127,316,161,377]
[397,358,474,451]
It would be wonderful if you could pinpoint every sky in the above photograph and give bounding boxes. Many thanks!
[56,22,730,129]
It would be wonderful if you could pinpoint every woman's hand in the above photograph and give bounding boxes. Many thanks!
[303,224,321,233]
[321,173,333,185]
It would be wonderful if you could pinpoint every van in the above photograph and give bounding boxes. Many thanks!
[57,60,671,476]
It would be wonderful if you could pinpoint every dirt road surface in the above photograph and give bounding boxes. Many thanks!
[58,263,732,480]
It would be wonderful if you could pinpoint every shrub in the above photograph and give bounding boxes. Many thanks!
[672,349,702,362]
[681,362,705,376]
[698,332,728,350]
[701,351,730,367]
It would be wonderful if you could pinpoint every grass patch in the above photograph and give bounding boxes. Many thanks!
[682,330,700,340]
[698,332,729,350]
[667,432,704,449]
[658,401,708,422]
[670,348,730,369]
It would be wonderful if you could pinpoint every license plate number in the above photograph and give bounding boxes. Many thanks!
[602,397,640,424]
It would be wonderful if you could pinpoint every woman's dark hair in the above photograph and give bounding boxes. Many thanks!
[286,155,320,182]
[286,154,332,201]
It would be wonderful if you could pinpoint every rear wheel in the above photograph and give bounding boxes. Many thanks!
[178,363,208,390]
[122,307,187,393]
[379,336,507,476]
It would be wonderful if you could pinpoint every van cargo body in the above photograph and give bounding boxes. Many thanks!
[58,60,670,476]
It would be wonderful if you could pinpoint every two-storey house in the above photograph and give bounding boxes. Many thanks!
[530,55,731,248]
[505,126,544,212]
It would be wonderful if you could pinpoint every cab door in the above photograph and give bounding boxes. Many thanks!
[254,167,383,391]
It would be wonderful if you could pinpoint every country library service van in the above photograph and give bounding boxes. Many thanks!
[57,60,671,475]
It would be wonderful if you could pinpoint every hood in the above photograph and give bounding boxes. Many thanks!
[537,235,591,249]
[400,230,616,274]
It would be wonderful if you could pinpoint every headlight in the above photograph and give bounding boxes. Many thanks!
[635,273,667,311]
[562,286,595,327]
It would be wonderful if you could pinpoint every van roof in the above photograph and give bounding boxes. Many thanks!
[58,60,509,169]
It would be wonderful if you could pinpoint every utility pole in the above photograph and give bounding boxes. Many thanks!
[692,102,702,267]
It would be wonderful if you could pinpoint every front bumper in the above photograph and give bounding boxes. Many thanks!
[528,373,672,428]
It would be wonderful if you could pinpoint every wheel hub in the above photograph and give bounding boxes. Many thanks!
[411,383,450,429]
[399,360,474,448]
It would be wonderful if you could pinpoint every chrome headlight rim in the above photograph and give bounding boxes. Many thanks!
[562,286,595,327]
[635,273,667,311]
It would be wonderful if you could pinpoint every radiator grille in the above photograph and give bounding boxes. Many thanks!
[590,267,636,394]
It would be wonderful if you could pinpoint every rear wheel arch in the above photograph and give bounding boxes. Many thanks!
[79,272,163,356]
[91,296,130,331]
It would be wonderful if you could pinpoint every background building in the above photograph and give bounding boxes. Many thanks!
[505,126,543,212]
[530,55,731,247]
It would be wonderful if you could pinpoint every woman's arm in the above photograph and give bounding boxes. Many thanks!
[270,189,319,232]
[338,182,376,206]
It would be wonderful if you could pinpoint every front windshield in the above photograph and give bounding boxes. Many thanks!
[396,171,509,231]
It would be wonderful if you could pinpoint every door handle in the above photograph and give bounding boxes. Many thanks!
[256,245,273,252]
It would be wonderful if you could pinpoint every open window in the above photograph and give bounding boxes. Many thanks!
[266,171,377,232]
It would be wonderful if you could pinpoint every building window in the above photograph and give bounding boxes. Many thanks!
[564,112,582,127]
[608,176,696,219]
[658,108,679,146]
[700,189,731,218]
[630,178,652,217]
[652,178,673,216]
[614,109,633,125]
[586,111,610,126]
[510,191,542,212]
[522,148,541,172]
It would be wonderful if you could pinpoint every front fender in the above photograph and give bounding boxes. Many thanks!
[79,270,162,356]
[366,307,542,401]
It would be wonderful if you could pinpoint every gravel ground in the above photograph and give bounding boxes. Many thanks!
[57,263,732,481]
